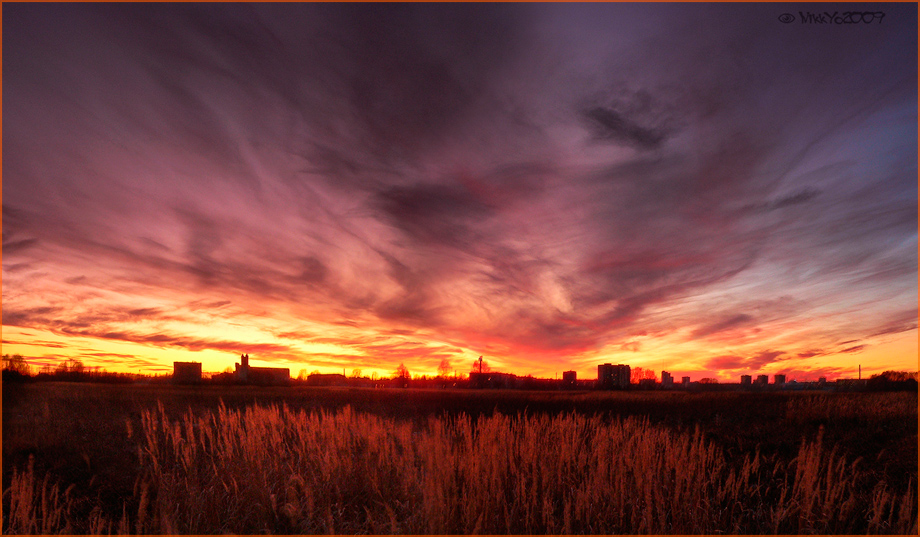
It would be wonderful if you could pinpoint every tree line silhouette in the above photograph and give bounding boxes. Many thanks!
[2,353,917,391]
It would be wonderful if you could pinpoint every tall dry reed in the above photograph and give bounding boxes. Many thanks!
[3,456,73,534]
[785,392,917,423]
[125,403,915,534]
[4,401,916,534]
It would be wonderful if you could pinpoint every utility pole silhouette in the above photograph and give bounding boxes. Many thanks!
[478,356,483,374]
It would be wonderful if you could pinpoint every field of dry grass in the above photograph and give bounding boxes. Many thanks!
[2,383,917,534]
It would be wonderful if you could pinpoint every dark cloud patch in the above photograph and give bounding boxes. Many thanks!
[186,299,232,311]
[867,310,918,338]
[2,238,39,254]
[3,263,34,274]
[704,349,785,371]
[566,244,761,351]
[58,326,292,355]
[1,338,68,349]
[125,307,164,318]
[376,251,421,293]
[450,308,617,358]
[275,330,316,341]
[839,345,866,354]
[522,317,601,352]
[176,208,226,285]
[95,330,131,341]
[579,248,738,313]
[771,188,821,210]
[691,313,755,339]
[5,304,176,332]
[353,341,460,362]
[452,163,550,212]
[2,206,41,255]
[571,141,775,323]
[375,295,442,325]
[749,350,786,368]
[2,204,24,223]
[384,328,418,337]
[583,106,670,150]
[324,3,528,160]
[2,307,61,327]
[372,253,445,325]
[298,256,328,284]
[741,188,822,214]
[140,237,172,253]
[375,183,492,249]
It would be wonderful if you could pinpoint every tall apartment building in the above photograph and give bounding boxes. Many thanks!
[562,370,577,389]
[598,363,631,389]
[661,371,674,388]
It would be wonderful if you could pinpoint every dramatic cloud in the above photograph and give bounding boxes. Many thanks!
[3,3,916,379]
[705,350,787,372]
[839,345,866,354]
[582,106,671,150]
[691,314,756,339]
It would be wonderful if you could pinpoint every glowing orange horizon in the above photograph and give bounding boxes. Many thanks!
[3,312,914,383]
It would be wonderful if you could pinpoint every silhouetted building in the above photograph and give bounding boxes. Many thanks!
[598,363,630,389]
[235,354,250,381]
[173,362,202,384]
[661,371,674,388]
[521,375,557,390]
[774,374,786,386]
[234,354,290,386]
[562,370,577,389]
[306,373,347,386]
[785,379,805,390]
[740,375,752,386]
[681,376,690,387]
[756,374,769,385]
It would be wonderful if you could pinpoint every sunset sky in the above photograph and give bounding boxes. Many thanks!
[3,3,917,381]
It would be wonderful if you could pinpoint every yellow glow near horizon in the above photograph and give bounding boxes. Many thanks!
[3,322,916,381]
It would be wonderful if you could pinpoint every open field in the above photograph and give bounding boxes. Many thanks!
[3,382,917,534]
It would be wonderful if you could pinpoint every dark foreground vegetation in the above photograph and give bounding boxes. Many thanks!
[3,382,917,534]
